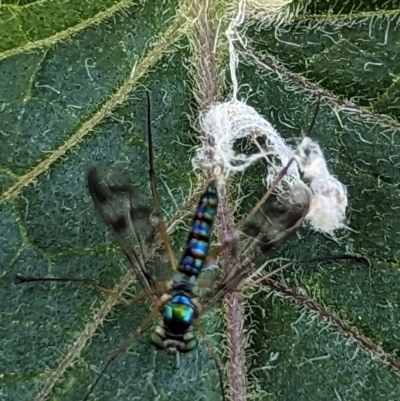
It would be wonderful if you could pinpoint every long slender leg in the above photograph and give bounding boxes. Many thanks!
[204,153,299,266]
[206,95,323,264]
[83,308,159,401]
[196,279,241,293]
[205,241,231,264]
[198,254,368,319]
[86,280,169,305]
[239,261,295,292]
[240,254,369,292]
[15,274,169,306]
[146,91,178,271]
[195,321,226,401]
[240,96,324,230]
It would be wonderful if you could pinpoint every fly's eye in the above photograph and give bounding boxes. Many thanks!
[150,330,166,350]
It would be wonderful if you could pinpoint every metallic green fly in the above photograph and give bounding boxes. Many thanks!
[16,93,367,401]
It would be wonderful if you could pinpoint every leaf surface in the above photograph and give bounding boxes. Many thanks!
[1,1,400,401]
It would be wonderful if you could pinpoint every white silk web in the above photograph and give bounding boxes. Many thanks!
[191,2,348,234]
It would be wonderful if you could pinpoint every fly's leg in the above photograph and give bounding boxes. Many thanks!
[196,279,241,293]
[195,320,226,401]
[205,97,323,264]
[204,153,300,265]
[15,274,170,306]
[82,308,159,401]
[84,279,169,305]
[240,254,369,292]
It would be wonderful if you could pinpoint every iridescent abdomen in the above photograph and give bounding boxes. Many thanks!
[178,181,218,276]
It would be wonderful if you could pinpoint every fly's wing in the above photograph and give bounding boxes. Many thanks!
[88,163,159,303]
[201,184,311,311]
[242,184,311,263]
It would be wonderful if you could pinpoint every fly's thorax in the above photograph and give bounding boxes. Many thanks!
[150,291,199,354]
[163,293,198,333]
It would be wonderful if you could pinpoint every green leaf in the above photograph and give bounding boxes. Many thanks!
[1,1,400,401]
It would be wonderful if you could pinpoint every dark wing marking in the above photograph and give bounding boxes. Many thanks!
[243,184,311,262]
[88,163,159,303]
[201,184,311,311]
